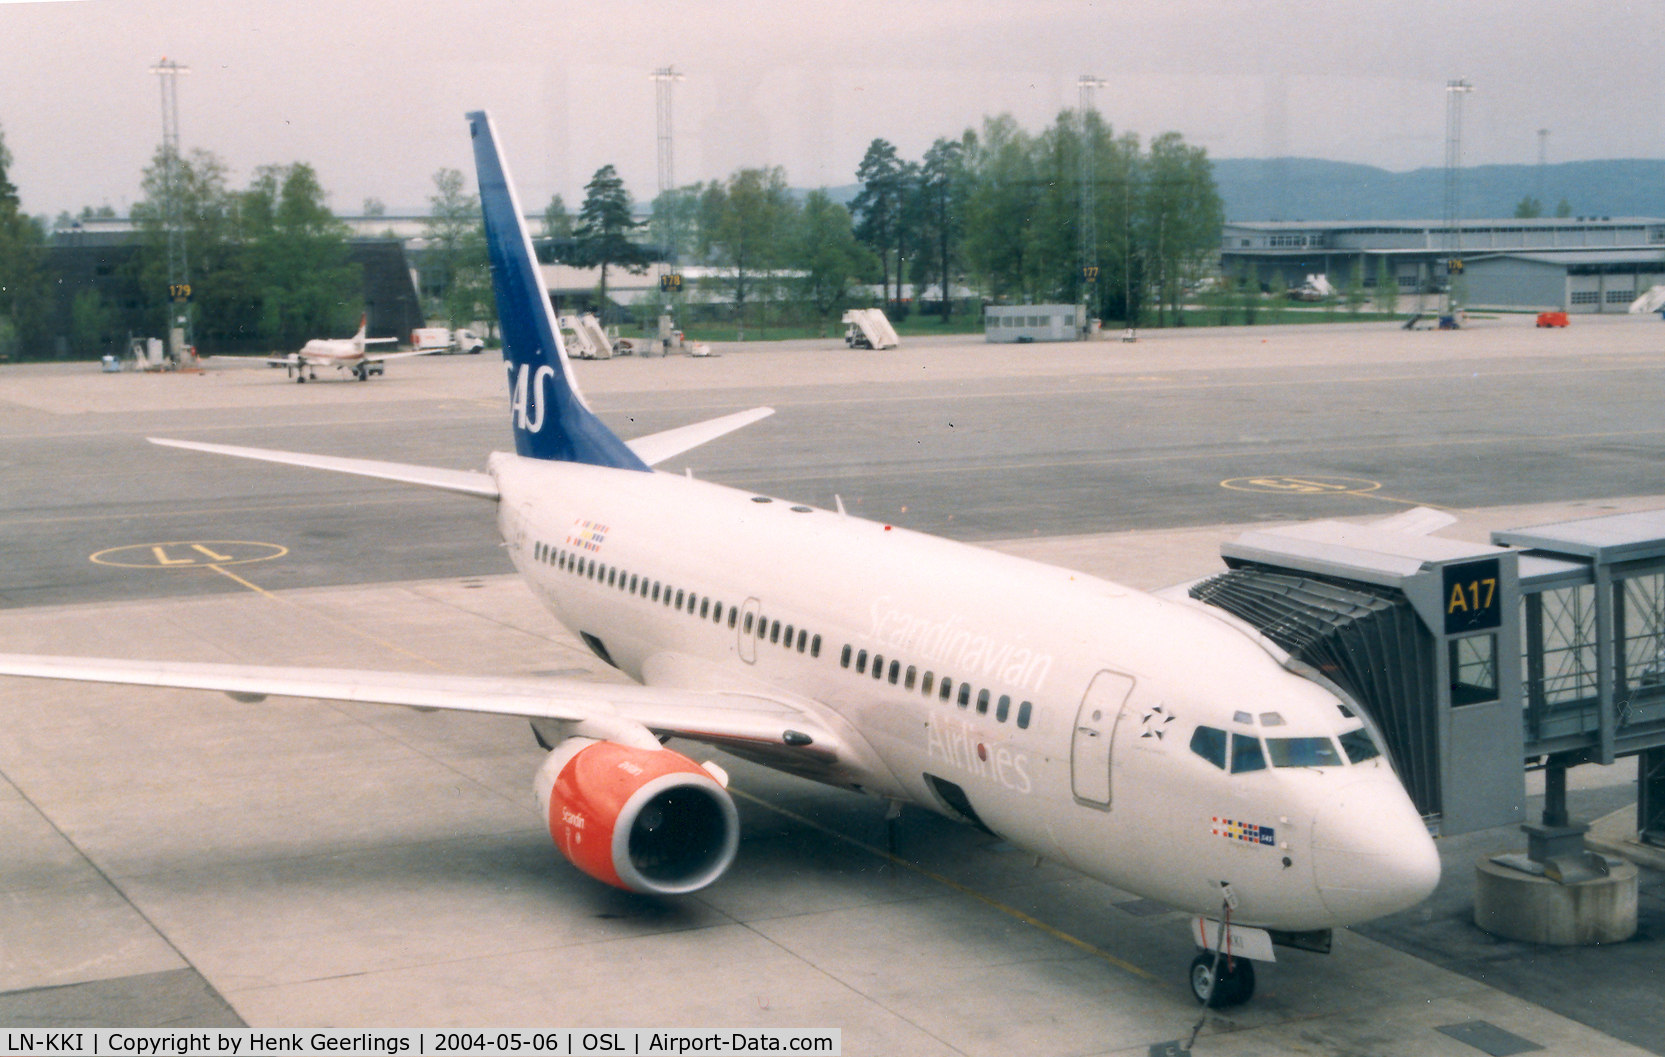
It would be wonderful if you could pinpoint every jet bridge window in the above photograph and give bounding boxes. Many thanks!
[1266,737,1343,768]
[1190,725,1227,769]
[1230,733,1267,774]
[1338,728,1382,764]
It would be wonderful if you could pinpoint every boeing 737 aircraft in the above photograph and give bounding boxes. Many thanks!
[0,112,1440,1008]
[269,314,432,382]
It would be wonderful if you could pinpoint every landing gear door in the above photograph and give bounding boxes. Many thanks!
[737,597,761,664]
[1071,670,1135,809]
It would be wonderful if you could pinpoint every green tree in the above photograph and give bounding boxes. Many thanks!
[572,164,651,320]
[851,139,906,311]
[69,288,117,356]
[1514,196,1543,219]
[1140,132,1223,327]
[1374,256,1398,314]
[961,115,1036,306]
[131,145,246,350]
[918,137,965,321]
[422,168,492,329]
[543,193,572,239]
[1345,259,1368,315]
[790,190,875,331]
[0,124,49,358]
[698,167,796,339]
[1555,198,1573,218]
[241,162,359,349]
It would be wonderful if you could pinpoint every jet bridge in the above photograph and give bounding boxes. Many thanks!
[1190,508,1665,843]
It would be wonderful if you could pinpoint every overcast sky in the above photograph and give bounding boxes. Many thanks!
[3,0,1662,219]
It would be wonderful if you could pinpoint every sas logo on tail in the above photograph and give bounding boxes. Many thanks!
[508,363,556,432]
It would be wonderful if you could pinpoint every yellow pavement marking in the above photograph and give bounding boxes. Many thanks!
[202,563,450,672]
[729,786,1163,984]
[91,540,288,568]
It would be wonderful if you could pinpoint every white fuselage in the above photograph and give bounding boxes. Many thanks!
[492,453,1440,932]
[295,338,368,367]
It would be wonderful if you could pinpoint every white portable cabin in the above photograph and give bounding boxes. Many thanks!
[984,304,1086,343]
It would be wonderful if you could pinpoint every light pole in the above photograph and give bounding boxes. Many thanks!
[1443,78,1473,311]
[1077,74,1107,336]
[150,58,192,361]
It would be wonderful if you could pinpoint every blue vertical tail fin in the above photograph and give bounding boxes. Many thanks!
[467,111,648,470]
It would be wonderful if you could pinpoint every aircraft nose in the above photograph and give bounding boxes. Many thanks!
[1311,778,1440,924]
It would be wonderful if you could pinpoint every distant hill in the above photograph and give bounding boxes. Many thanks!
[1212,157,1665,222]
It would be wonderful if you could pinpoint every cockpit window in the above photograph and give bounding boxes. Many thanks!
[1339,727,1382,764]
[1189,725,1227,769]
[1259,712,1285,726]
[1230,733,1267,773]
[1266,736,1343,768]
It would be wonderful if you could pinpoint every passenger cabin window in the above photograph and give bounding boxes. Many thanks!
[904,666,917,690]
[1016,701,1032,729]
[940,679,952,702]
[675,589,685,608]
[797,630,807,653]
[729,609,738,629]
[810,634,821,657]
[1339,728,1382,764]
[921,672,933,695]
[770,621,781,644]
[996,695,1010,722]
[856,650,868,674]
[888,660,900,684]
[744,612,754,634]
[783,623,794,645]
[841,645,851,668]
[1230,733,1267,774]
[976,689,990,714]
[957,684,971,709]
[1266,737,1343,768]
[1190,726,1227,769]
[871,654,884,679]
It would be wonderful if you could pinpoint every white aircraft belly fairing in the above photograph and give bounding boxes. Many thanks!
[0,112,1440,1008]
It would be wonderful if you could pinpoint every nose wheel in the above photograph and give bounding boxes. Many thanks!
[1189,951,1254,1007]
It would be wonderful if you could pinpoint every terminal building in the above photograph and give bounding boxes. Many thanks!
[1220,217,1665,314]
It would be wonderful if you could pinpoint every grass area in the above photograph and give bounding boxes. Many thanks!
[677,313,986,343]
[672,307,1423,343]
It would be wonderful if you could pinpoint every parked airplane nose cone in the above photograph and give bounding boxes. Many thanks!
[1311,778,1440,923]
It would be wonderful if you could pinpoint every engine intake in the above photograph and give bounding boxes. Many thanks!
[535,737,739,894]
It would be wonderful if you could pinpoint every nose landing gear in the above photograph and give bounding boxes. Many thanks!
[1189,950,1254,1007]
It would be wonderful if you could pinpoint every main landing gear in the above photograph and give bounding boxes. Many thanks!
[1189,950,1254,1007]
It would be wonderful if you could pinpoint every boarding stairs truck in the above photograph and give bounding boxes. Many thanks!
[841,308,900,349]
[558,314,615,359]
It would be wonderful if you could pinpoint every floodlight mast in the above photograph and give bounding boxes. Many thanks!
[1077,74,1108,333]
[1443,78,1472,310]
[150,58,192,361]
[650,66,685,304]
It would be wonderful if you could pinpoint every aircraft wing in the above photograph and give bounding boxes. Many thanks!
[148,437,500,498]
[627,407,775,466]
[0,653,845,760]
[363,348,441,363]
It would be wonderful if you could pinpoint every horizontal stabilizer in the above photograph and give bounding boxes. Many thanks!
[627,407,775,466]
[148,438,499,499]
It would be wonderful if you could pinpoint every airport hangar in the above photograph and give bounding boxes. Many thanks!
[1221,217,1665,313]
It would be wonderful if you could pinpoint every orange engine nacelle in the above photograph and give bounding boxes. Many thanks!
[533,737,740,895]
